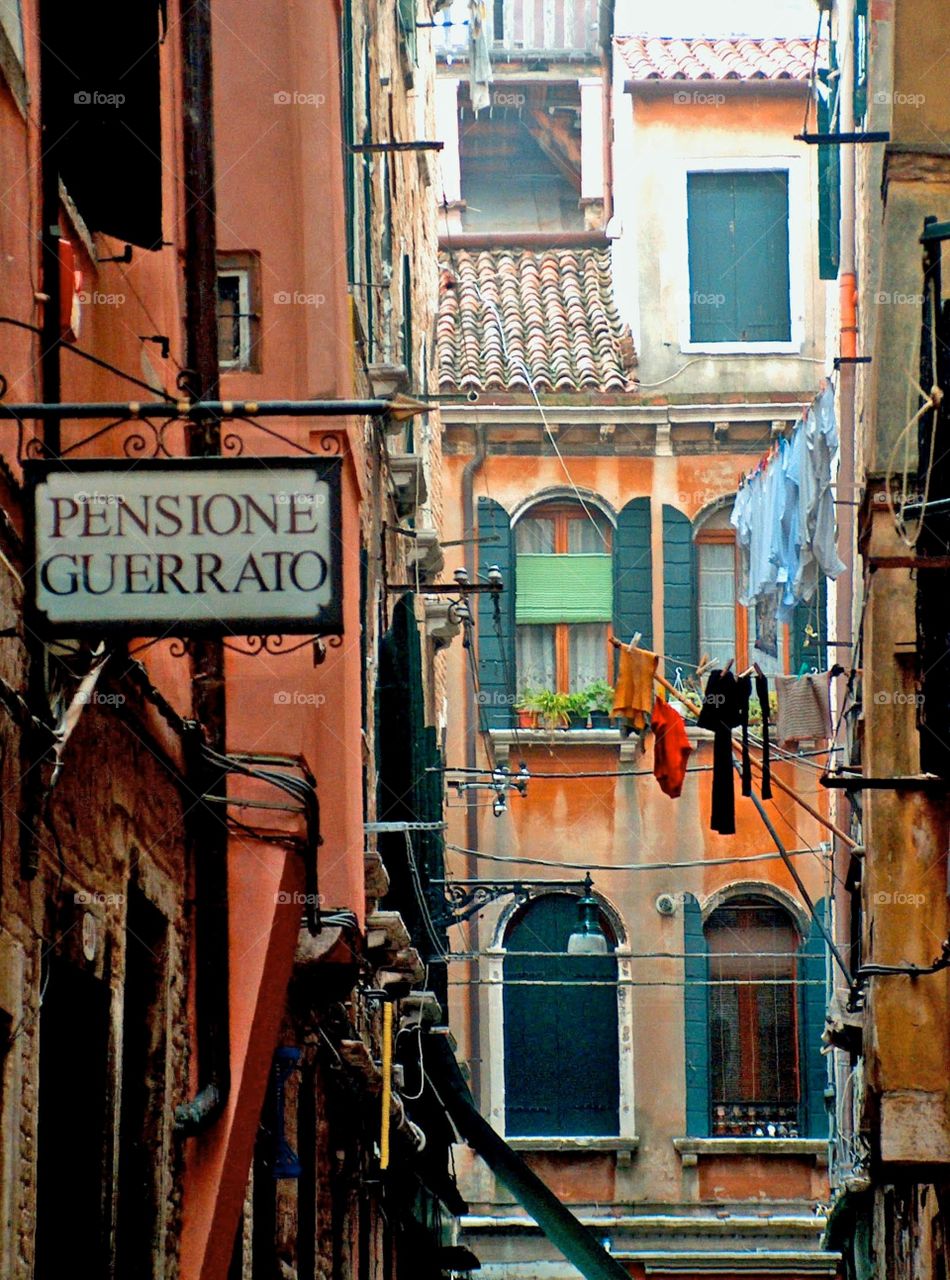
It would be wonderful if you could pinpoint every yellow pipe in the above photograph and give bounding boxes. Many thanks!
[380,1000,393,1170]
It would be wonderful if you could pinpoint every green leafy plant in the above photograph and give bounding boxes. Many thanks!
[534,689,572,729]
[582,679,615,715]
[515,687,543,712]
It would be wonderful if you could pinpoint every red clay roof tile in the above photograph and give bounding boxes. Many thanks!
[615,35,821,82]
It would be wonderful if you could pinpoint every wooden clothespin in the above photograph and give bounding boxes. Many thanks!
[722,658,734,674]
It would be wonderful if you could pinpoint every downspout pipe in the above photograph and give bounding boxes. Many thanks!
[174,0,230,1135]
[461,421,487,1106]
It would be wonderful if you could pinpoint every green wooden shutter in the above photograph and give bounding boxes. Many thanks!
[853,0,868,125]
[817,65,841,281]
[613,498,653,653]
[478,497,515,728]
[791,577,828,675]
[683,894,710,1137]
[504,896,619,1137]
[687,173,739,343]
[798,898,829,1139]
[662,505,697,675]
[733,171,791,342]
[688,172,790,342]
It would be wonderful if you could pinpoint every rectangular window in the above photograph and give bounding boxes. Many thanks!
[217,253,261,372]
[698,540,736,668]
[687,170,791,344]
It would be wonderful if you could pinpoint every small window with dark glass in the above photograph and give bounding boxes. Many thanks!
[216,252,261,372]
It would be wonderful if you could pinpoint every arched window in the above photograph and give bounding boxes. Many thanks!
[514,500,613,694]
[503,894,619,1137]
[705,896,800,1136]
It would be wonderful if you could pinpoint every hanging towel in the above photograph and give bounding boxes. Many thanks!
[774,672,832,746]
[612,645,658,731]
[468,0,494,113]
[697,668,742,835]
[755,672,773,799]
[651,697,693,798]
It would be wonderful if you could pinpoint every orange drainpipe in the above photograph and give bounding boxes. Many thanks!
[840,272,858,360]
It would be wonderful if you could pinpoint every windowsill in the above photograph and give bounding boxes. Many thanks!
[507,1136,640,1153]
[489,727,715,746]
[674,1137,827,1165]
[679,341,804,356]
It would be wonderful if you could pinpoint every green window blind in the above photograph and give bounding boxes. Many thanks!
[516,554,613,623]
[662,505,698,672]
[687,170,791,343]
[613,497,653,651]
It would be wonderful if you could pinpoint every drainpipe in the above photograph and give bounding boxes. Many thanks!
[836,0,857,974]
[461,421,487,1106]
[833,0,858,1173]
[174,0,230,1133]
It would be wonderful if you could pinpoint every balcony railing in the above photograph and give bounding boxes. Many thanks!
[711,1101,800,1138]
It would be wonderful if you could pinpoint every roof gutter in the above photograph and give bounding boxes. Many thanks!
[424,1033,631,1280]
[623,77,810,95]
[439,231,609,251]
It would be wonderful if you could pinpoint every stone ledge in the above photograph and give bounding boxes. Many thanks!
[674,1137,828,1166]
[506,1136,640,1153]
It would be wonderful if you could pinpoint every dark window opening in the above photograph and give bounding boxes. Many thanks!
[503,894,619,1137]
[116,887,169,1280]
[41,0,164,248]
[35,956,111,1280]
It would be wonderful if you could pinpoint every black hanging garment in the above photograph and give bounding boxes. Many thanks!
[755,672,773,799]
[697,668,742,835]
[738,674,753,797]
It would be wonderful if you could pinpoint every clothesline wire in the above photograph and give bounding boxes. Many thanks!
[449,949,807,960]
[437,745,838,780]
[444,843,826,873]
[446,977,826,988]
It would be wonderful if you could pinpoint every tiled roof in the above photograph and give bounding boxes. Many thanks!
[436,248,637,394]
[616,35,820,82]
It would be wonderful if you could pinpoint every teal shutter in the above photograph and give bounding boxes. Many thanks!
[683,894,710,1136]
[817,65,841,281]
[397,0,417,61]
[504,896,619,1137]
[662,506,697,675]
[687,172,791,342]
[478,498,515,728]
[853,0,868,125]
[798,898,829,1139]
[733,172,790,341]
[613,498,653,652]
[791,577,827,675]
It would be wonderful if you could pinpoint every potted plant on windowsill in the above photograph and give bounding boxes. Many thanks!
[566,690,592,730]
[514,689,541,729]
[534,689,572,730]
[582,679,615,729]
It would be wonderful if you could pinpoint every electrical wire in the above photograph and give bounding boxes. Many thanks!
[444,843,827,873]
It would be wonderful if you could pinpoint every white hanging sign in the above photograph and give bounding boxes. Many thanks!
[27,457,343,635]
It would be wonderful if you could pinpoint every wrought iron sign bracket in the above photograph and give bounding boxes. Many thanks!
[429,877,583,928]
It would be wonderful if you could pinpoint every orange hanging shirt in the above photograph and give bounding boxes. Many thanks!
[612,645,658,731]
[651,696,693,798]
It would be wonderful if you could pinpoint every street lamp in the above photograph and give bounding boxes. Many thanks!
[567,874,609,955]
